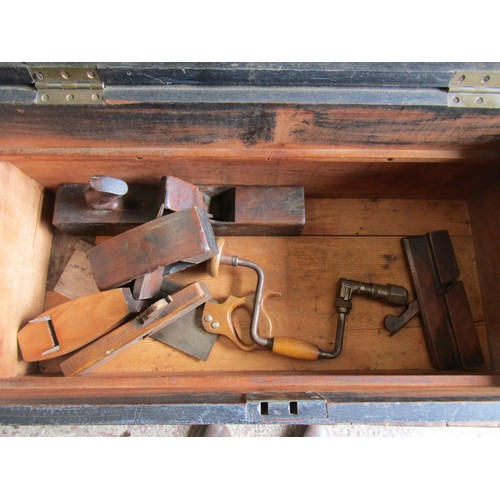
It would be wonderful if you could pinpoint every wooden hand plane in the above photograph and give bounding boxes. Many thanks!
[88,206,218,291]
[384,230,485,370]
[18,288,147,362]
[53,175,305,236]
[60,282,212,376]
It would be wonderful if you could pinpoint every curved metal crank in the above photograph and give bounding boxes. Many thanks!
[201,292,280,350]
[206,238,409,361]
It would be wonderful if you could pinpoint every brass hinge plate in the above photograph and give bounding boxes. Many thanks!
[448,70,500,109]
[28,66,104,105]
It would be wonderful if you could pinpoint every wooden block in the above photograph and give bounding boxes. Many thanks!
[60,282,212,376]
[88,207,218,290]
[446,281,485,369]
[54,246,100,299]
[403,231,485,370]
[18,288,146,362]
[209,186,305,235]
[53,178,305,236]
[53,182,158,235]
[160,176,206,213]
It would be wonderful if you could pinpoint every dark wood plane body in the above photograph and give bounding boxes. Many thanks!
[88,207,218,290]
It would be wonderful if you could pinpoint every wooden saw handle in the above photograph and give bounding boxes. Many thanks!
[202,292,279,350]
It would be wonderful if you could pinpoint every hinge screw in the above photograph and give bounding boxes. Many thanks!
[476,97,484,105]
[87,71,96,79]
[41,94,49,102]
[61,71,70,79]
[91,93,100,101]
[482,75,490,83]
[452,96,460,104]
[66,94,75,102]
[34,71,44,80]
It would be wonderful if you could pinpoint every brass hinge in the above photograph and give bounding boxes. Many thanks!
[28,66,104,105]
[448,70,500,109]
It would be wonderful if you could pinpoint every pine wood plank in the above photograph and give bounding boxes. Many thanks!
[11,158,500,199]
[39,234,485,375]
[1,104,500,150]
[303,199,472,236]
[0,161,53,376]
[469,181,500,369]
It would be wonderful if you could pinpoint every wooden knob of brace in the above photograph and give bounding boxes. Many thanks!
[207,237,226,277]
[271,337,320,360]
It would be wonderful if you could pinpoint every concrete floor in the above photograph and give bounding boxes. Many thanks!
[2,423,500,437]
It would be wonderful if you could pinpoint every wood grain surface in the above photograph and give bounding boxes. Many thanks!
[0,161,52,376]
[88,207,217,290]
[17,289,144,362]
[1,104,499,150]
[60,282,211,376]
[469,181,500,369]
[39,197,488,375]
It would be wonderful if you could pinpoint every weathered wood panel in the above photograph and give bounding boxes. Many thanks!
[0,104,499,150]
[0,161,52,376]
[469,181,500,369]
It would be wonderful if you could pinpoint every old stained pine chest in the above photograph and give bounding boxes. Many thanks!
[0,62,499,425]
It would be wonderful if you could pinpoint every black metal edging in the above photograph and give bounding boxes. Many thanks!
[0,84,448,106]
[2,62,499,87]
[2,62,500,106]
[1,398,500,425]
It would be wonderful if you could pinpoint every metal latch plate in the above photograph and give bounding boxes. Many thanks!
[246,392,327,422]
[448,70,500,109]
[28,66,104,105]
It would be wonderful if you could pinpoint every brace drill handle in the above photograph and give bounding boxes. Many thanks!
[228,253,408,360]
[271,278,408,360]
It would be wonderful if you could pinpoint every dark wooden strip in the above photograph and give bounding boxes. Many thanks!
[14,157,500,199]
[403,235,460,369]
[469,182,500,369]
[88,207,217,290]
[3,62,498,87]
[445,281,485,369]
[1,104,500,150]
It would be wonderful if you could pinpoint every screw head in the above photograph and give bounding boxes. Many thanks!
[204,315,213,323]
[476,97,484,105]
[87,71,96,79]
[61,71,70,79]
[211,321,220,330]
[41,94,49,102]
[66,94,74,102]
[452,96,460,104]
[91,93,100,101]
[34,71,44,80]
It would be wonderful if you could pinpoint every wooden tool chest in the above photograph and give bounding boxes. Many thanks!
[1,62,499,425]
